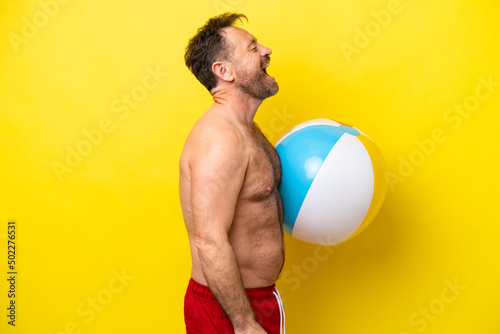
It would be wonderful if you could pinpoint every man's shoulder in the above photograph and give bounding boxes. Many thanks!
[182,111,249,167]
[190,108,246,145]
[193,117,242,146]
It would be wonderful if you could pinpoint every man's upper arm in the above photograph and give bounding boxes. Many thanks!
[190,126,248,245]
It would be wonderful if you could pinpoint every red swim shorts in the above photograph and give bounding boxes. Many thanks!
[184,278,285,334]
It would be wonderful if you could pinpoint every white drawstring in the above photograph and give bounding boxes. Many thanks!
[273,287,286,334]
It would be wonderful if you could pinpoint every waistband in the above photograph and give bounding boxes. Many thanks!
[188,278,277,302]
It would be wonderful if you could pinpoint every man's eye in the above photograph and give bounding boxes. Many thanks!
[252,47,258,51]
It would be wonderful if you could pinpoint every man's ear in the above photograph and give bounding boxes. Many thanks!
[212,61,234,83]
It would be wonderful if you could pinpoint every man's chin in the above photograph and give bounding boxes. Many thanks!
[268,88,279,98]
[263,74,279,95]
[267,82,279,98]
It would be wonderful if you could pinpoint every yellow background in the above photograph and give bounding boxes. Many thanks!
[1,0,499,333]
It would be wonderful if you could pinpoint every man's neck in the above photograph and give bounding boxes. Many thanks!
[211,87,263,127]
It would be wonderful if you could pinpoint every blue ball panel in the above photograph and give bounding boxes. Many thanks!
[339,124,360,136]
[276,125,347,233]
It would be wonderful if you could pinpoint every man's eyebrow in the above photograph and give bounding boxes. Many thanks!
[247,38,257,48]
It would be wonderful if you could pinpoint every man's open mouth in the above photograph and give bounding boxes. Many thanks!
[263,63,270,76]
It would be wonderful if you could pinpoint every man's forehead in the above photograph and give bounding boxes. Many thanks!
[222,26,256,46]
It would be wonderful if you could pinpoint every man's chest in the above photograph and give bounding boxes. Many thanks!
[239,125,282,201]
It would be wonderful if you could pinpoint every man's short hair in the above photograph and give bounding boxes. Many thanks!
[184,13,247,92]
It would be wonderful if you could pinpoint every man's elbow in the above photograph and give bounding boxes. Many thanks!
[194,234,228,255]
[194,235,218,254]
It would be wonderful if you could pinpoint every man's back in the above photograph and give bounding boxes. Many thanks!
[179,106,284,289]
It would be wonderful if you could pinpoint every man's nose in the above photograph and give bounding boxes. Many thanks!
[259,44,272,57]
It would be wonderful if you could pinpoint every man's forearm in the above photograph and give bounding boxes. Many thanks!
[196,239,256,330]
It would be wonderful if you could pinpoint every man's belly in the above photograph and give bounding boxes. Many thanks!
[229,194,284,288]
[236,239,284,288]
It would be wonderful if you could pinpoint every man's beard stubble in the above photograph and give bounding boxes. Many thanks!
[235,65,279,100]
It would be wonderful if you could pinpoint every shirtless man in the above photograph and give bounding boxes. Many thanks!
[180,13,285,334]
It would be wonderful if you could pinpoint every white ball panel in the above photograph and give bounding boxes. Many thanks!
[292,134,375,245]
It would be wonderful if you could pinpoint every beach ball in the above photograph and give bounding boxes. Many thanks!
[275,119,387,245]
